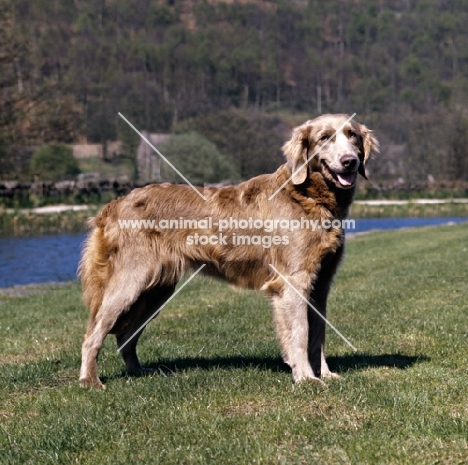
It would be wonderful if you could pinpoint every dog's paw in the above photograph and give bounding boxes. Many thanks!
[321,371,342,380]
[293,374,326,386]
[292,363,326,385]
[79,377,106,390]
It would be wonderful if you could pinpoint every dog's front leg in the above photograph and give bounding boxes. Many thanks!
[305,244,345,380]
[308,286,340,380]
[272,285,324,384]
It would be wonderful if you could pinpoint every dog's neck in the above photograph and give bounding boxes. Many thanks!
[278,166,355,219]
[310,172,355,219]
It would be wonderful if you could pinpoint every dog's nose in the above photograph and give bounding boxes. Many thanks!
[340,155,358,171]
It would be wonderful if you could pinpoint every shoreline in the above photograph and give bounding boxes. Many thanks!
[355,198,468,205]
[5,205,93,215]
[0,281,78,297]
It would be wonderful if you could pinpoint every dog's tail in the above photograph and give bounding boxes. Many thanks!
[78,206,115,320]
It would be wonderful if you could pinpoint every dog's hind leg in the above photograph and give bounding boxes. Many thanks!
[79,272,150,390]
[116,285,176,376]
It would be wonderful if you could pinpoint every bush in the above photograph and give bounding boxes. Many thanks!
[159,132,239,185]
[176,109,287,179]
[30,144,80,182]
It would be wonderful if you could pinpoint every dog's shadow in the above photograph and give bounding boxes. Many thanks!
[108,352,428,382]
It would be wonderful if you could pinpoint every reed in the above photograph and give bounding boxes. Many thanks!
[0,207,99,236]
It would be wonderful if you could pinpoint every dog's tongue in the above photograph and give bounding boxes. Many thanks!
[336,172,356,187]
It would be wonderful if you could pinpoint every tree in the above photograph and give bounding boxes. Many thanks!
[4,0,468,183]
[29,144,80,181]
[0,0,23,176]
[176,110,286,179]
[159,132,239,185]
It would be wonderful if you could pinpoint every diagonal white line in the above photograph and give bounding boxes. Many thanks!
[118,112,207,201]
[268,113,357,200]
[117,264,206,353]
[268,264,357,351]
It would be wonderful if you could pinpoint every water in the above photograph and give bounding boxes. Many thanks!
[349,216,468,234]
[1,217,467,288]
[0,233,86,288]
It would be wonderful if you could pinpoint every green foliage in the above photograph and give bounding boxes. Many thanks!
[29,144,80,182]
[116,116,140,162]
[159,132,239,184]
[176,110,286,179]
[77,154,136,182]
[3,0,468,181]
[0,207,100,235]
[0,135,8,169]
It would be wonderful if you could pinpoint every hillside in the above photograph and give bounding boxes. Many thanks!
[1,0,468,182]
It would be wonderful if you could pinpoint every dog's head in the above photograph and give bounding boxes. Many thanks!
[282,114,379,189]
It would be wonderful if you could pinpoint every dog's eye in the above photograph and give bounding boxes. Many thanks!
[319,135,330,143]
[349,131,359,140]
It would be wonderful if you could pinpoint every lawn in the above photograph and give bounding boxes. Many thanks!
[0,224,467,464]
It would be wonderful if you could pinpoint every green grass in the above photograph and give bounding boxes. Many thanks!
[1,224,468,464]
[77,156,135,180]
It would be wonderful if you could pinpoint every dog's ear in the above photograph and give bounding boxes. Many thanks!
[357,124,380,179]
[282,123,312,185]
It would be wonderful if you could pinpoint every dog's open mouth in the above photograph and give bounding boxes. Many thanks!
[335,171,356,187]
[322,162,357,188]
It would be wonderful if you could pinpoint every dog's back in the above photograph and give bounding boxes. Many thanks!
[79,114,379,389]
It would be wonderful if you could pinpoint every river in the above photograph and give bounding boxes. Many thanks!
[0,217,467,288]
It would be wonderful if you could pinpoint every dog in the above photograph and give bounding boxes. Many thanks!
[79,114,379,389]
